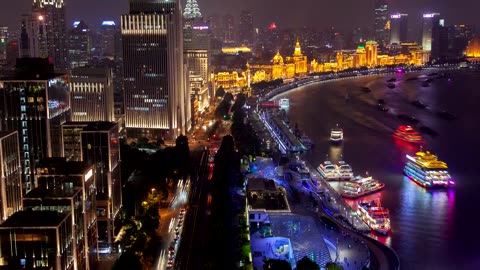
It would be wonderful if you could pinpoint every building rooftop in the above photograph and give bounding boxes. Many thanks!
[0,210,69,228]
[0,131,17,139]
[71,67,111,78]
[82,121,117,132]
[0,58,65,81]
[23,186,82,200]
[247,178,278,192]
[37,157,93,175]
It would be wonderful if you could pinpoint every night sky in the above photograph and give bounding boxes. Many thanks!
[1,0,479,32]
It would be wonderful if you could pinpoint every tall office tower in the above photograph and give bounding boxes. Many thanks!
[390,13,408,45]
[32,0,67,70]
[374,0,389,47]
[207,14,223,41]
[68,20,92,68]
[99,21,118,60]
[122,0,188,138]
[0,27,8,68]
[80,122,121,247]
[69,67,114,122]
[422,13,441,52]
[223,14,235,44]
[238,10,254,45]
[447,24,475,57]
[365,40,378,66]
[0,131,23,223]
[33,158,97,269]
[0,58,71,192]
[19,13,48,58]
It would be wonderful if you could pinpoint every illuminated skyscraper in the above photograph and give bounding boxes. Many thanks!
[122,0,188,137]
[0,58,71,192]
[19,13,48,58]
[239,10,254,45]
[99,21,118,60]
[68,20,92,68]
[0,27,8,68]
[32,0,68,70]
[0,131,23,223]
[422,13,441,52]
[390,13,408,45]
[69,67,114,122]
[374,0,389,47]
[365,41,378,67]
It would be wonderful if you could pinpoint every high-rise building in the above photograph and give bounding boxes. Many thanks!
[19,13,48,58]
[422,13,441,52]
[0,210,74,270]
[365,40,378,66]
[223,14,235,44]
[32,157,98,269]
[374,0,389,47]
[0,58,71,192]
[99,21,118,60]
[0,27,8,68]
[0,131,23,223]
[206,14,223,41]
[447,24,475,58]
[68,20,92,68]
[32,0,68,70]
[122,0,188,137]
[80,122,121,247]
[390,13,408,45]
[239,10,254,45]
[69,67,114,122]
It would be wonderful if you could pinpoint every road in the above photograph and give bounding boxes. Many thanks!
[174,148,211,270]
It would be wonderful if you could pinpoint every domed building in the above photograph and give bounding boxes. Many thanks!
[466,36,480,61]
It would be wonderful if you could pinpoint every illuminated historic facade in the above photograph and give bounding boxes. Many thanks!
[366,41,378,67]
[213,71,247,89]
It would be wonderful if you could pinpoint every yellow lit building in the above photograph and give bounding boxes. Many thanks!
[466,36,480,61]
[353,46,367,68]
[221,46,252,55]
[286,40,308,76]
[213,71,247,89]
[365,41,378,67]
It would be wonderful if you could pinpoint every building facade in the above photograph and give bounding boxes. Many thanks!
[422,13,441,52]
[32,0,68,70]
[0,58,71,192]
[390,13,408,45]
[19,13,48,58]
[0,27,7,68]
[238,10,254,45]
[374,0,389,47]
[69,67,114,122]
[0,131,23,223]
[122,0,188,138]
[366,41,379,67]
[68,21,92,68]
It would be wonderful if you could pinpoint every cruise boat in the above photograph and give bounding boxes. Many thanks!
[330,124,343,143]
[335,161,354,180]
[342,175,385,199]
[404,150,454,188]
[393,125,424,144]
[317,161,340,181]
[357,200,391,235]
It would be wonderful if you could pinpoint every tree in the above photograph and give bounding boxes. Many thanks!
[112,250,142,270]
[215,86,226,98]
[296,256,320,270]
[325,262,344,270]
[263,259,292,270]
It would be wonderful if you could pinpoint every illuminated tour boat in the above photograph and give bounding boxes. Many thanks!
[342,175,385,199]
[330,124,343,143]
[278,98,290,109]
[335,161,354,180]
[357,200,391,235]
[393,125,424,144]
[404,150,454,188]
[317,161,340,181]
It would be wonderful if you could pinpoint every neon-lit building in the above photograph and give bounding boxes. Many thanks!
[122,0,188,137]
[366,41,378,67]
[0,131,23,223]
[69,67,114,122]
[422,13,441,52]
[390,14,408,45]
[33,0,68,70]
[0,58,71,192]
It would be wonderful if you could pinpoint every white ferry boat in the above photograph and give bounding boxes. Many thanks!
[341,175,385,199]
[317,161,340,181]
[357,200,391,235]
[330,124,343,143]
[278,98,290,109]
[335,161,354,180]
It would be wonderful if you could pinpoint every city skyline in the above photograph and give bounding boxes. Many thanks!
[1,0,480,32]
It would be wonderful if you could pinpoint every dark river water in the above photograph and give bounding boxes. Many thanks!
[274,70,480,270]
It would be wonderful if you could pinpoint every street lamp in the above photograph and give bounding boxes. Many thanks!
[151,188,156,195]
